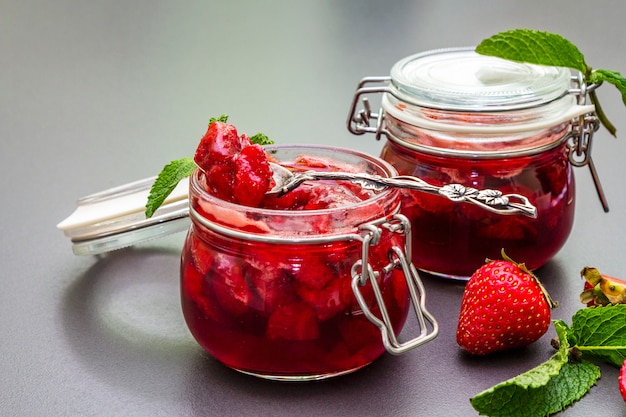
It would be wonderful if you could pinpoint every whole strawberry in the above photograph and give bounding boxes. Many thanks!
[456,251,557,355]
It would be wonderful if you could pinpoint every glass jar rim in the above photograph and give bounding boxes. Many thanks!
[189,145,402,239]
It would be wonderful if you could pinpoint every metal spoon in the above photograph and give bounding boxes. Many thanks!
[268,163,537,218]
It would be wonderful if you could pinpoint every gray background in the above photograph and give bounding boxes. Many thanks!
[3,1,626,416]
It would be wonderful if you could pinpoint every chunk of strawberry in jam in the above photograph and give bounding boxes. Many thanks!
[233,144,273,207]
[266,302,320,341]
[182,262,226,323]
[303,183,364,210]
[210,256,251,317]
[205,164,236,202]
[194,122,273,207]
[260,186,315,210]
[244,260,298,315]
[194,121,242,168]
[289,260,335,290]
[338,314,382,354]
[190,236,213,275]
[296,275,352,321]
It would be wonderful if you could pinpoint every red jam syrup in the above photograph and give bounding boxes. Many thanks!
[181,122,410,379]
[380,138,575,278]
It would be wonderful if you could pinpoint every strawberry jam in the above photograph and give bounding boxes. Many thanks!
[181,145,412,380]
[347,48,595,278]
[380,134,575,278]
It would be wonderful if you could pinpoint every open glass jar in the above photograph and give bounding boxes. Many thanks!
[347,47,602,279]
[181,145,438,380]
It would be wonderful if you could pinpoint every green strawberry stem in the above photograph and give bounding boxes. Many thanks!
[581,267,603,286]
[500,249,558,309]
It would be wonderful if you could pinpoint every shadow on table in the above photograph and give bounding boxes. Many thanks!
[60,246,201,403]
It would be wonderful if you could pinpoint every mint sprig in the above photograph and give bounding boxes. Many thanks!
[470,321,601,417]
[471,304,626,417]
[476,29,626,137]
[144,115,275,218]
[209,114,229,124]
[569,304,626,367]
[145,157,196,218]
[250,133,274,146]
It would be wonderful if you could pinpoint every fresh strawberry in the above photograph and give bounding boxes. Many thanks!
[580,267,626,306]
[456,251,557,355]
[617,361,626,401]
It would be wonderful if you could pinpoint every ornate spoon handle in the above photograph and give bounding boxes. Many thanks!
[271,171,537,218]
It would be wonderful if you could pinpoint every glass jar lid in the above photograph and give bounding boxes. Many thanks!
[57,176,190,255]
[390,47,572,111]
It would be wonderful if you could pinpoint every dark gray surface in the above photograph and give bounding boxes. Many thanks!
[2,1,626,416]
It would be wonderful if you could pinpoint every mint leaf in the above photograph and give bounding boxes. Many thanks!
[470,321,600,417]
[145,157,196,218]
[591,69,626,106]
[571,304,626,367]
[477,29,622,137]
[476,29,589,74]
[209,114,229,125]
[472,361,600,417]
[250,133,274,146]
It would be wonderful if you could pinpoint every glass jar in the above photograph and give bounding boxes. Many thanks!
[181,145,437,380]
[347,47,601,279]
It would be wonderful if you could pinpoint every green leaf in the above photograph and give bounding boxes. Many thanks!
[591,69,626,107]
[145,157,196,218]
[476,29,625,136]
[209,114,229,125]
[476,29,589,74]
[250,133,274,145]
[571,304,626,367]
[470,321,601,417]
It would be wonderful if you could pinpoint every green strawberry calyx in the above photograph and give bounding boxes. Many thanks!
[496,249,558,309]
[580,266,626,306]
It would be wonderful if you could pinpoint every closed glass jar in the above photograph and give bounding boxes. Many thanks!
[180,145,436,380]
[347,48,597,279]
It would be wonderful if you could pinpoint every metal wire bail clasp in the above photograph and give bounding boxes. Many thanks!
[351,214,438,355]
[346,76,391,141]
[568,73,609,212]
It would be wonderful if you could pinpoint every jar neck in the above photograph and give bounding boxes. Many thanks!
[384,136,570,168]
[383,109,572,159]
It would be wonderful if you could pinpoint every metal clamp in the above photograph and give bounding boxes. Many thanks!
[351,214,438,355]
[568,74,609,212]
[346,77,391,141]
